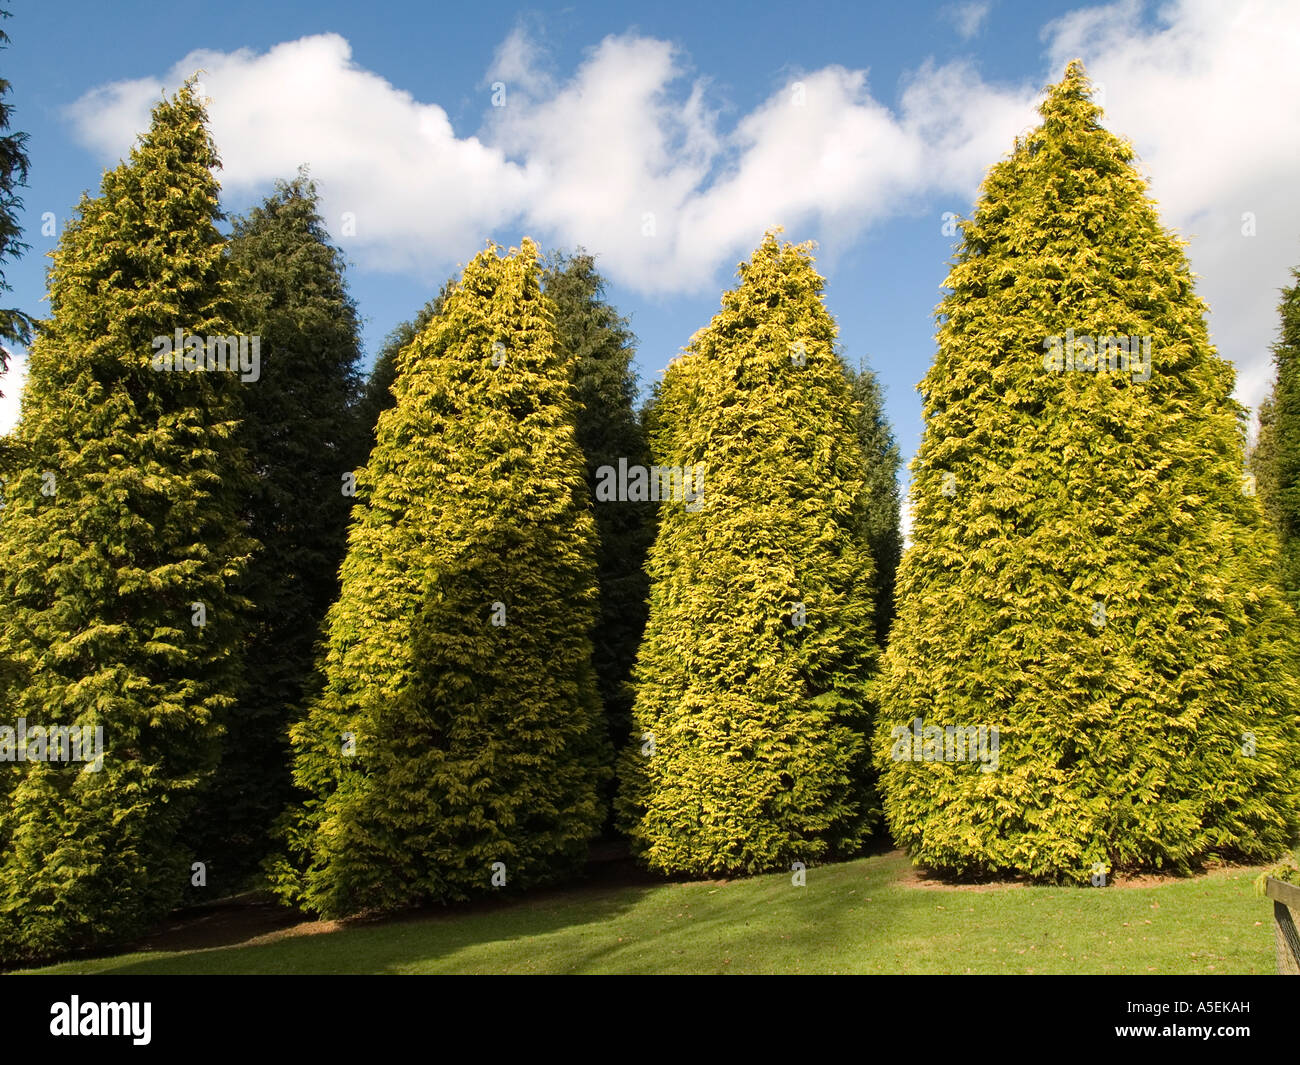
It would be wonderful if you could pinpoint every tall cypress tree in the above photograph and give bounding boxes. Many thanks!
[616,231,879,877]
[0,81,255,960]
[357,252,654,779]
[188,171,364,891]
[876,62,1300,883]
[542,249,653,764]
[1260,266,1300,602]
[1250,392,1279,538]
[844,359,902,644]
[270,239,607,918]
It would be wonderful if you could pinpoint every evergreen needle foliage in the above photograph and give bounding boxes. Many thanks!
[271,239,608,918]
[542,249,653,764]
[875,62,1300,883]
[0,81,255,960]
[187,171,365,891]
[845,360,902,644]
[1258,265,1300,603]
[1250,392,1277,532]
[617,231,880,877]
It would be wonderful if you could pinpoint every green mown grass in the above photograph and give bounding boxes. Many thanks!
[16,851,1279,975]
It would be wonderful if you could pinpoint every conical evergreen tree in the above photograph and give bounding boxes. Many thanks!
[187,171,364,891]
[616,231,879,877]
[875,62,1300,883]
[0,81,255,960]
[355,252,654,786]
[542,249,653,765]
[845,359,902,644]
[1260,266,1300,602]
[270,239,607,918]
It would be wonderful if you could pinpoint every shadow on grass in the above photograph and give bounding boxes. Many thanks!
[26,846,916,975]
[30,839,1258,975]
[33,862,663,975]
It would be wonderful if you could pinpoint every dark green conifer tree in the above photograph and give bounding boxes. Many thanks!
[1259,266,1300,602]
[0,81,255,960]
[876,62,1300,883]
[542,249,653,762]
[616,231,879,877]
[270,239,607,918]
[1250,393,1278,536]
[844,360,902,644]
[188,171,364,890]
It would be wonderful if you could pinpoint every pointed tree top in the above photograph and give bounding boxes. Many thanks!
[736,226,821,282]
[1038,58,1105,129]
[508,235,541,263]
[120,76,220,177]
[467,236,542,270]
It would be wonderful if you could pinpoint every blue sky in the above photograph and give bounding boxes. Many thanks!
[2,0,1298,531]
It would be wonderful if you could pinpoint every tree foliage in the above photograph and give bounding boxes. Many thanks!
[844,359,902,644]
[0,82,255,960]
[354,282,453,454]
[617,231,880,877]
[875,62,1300,883]
[270,239,607,918]
[187,170,365,891]
[1258,266,1300,602]
[542,249,653,762]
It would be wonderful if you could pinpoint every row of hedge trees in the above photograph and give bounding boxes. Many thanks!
[1,57,1297,961]
[0,77,901,956]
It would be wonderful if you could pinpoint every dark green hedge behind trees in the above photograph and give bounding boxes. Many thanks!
[542,250,654,770]
[186,172,366,894]
[1255,268,1300,605]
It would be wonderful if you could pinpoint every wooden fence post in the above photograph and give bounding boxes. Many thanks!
[1265,877,1300,975]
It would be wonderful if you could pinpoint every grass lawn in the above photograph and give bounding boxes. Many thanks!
[16,850,1278,975]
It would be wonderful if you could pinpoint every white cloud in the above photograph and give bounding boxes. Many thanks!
[487,23,555,99]
[900,492,915,550]
[58,30,1039,297]
[943,2,993,40]
[483,34,726,293]
[54,1,1300,416]
[67,35,532,275]
[0,347,27,436]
